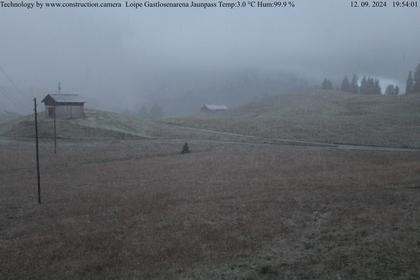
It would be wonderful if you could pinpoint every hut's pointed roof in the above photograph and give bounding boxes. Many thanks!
[42,94,85,104]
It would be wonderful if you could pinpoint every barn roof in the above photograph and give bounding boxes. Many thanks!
[202,104,228,111]
[42,94,85,105]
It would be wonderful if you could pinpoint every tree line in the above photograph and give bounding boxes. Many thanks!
[321,63,420,95]
[321,75,384,95]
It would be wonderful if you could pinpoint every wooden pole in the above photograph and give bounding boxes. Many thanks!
[34,98,41,204]
[54,105,57,154]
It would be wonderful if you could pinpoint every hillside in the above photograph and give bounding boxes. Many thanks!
[0,108,267,143]
[168,90,420,148]
[0,109,154,140]
[0,111,20,123]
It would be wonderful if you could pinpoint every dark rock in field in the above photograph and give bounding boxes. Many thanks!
[181,142,190,154]
[259,265,278,275]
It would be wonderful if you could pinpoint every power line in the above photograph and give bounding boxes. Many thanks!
[0,65,24,96]
[0,86,21,112]
[34,98,41,204]
[0,63,30,104]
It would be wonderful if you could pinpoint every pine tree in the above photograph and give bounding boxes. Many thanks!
[413,64,420,93]
[360,76,367,94]
[361,77,381,95]
[321,79,333,90]
[368,78,374,94]
[385,85,393,95]
[351,74,359,94]
[366,77,373,94]
[385,85,397,95]
[374,79,382,95]
[340,76,351,92]
[406,71,414,94]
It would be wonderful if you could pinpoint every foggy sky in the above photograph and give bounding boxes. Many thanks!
[1,0,420,113]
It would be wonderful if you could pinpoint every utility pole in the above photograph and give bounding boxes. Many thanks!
[34,98,41,204]
[53,82,60,154]
[54,104,57,154]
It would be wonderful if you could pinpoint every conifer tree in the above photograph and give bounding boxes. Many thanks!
[406,71,414,94]
[340,76,351,92]
[385,85,398,95]
[321,79,334,90]
[385,85,393,95]
[374,79,382,95]
[350,74,359,94]
[360,76,367,94]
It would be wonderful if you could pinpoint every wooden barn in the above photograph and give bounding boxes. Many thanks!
[200,104,228,113]
[42,94,85,119]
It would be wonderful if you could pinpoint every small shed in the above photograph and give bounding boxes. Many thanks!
[41,94,85,119]
[200,104,228,113]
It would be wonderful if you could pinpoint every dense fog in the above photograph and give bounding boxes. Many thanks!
[0,0,419,114]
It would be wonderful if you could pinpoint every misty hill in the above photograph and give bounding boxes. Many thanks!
[1,109,153,140]
[0,108,255,142]
[140,68,310,116]
[0,111,22,136]
[0,111,21,124]
[168,90,420,148]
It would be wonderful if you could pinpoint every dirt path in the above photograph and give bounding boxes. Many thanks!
[163,123,420,152]
[1,122,419,153]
